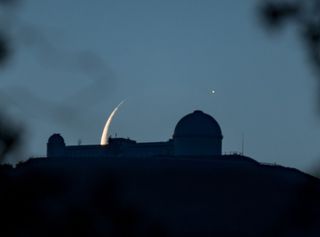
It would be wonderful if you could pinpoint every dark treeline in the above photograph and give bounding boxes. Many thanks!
[0,157,320,236]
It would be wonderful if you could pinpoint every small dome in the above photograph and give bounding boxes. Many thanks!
[48,133,65,145]
[173,110,222,139]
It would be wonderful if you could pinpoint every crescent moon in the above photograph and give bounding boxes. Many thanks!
[100,100,125,145]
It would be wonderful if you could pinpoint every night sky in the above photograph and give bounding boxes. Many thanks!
[1,0,320,173]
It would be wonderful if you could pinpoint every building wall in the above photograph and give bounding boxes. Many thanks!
[65,145,108,158]
[47,140,174,158]
[47,137,223,159]
[174,137,222,157]
[122,141,173,158]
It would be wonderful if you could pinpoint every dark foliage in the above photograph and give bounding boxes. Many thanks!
[0,159,319,237]
[260,1,320,86]
[260,2,300,29]
[0,119,20,161]
[260,0,320,180]
[0,165,170,237]
[0,0,19,10]
[0,0,21,162]
[0,34,10,65]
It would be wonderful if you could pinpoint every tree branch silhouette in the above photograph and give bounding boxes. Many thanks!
[0,0,20,162]
[259,0,320,110]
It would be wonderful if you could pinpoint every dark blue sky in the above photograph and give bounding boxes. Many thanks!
[1,0,320,173]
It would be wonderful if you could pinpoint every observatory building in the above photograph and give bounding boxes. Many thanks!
[47,110,223,158]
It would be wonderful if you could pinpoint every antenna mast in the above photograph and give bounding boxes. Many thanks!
[241,133,245,155]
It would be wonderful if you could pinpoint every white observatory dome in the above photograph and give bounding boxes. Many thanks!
[47,133,65,157]
[48,134,65,145]
[173,110,223,156]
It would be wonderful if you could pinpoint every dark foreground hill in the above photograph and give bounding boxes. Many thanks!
[0,155,319,237]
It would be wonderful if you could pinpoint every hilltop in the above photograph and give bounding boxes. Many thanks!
[0,154,319,237]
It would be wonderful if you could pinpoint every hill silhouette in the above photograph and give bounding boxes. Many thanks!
[0,155,319,237]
